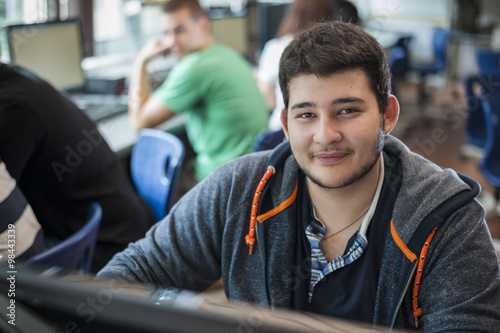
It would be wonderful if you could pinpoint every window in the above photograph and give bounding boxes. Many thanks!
[0,0,81,62]
[0,0,23,62]
[92,0,162,60]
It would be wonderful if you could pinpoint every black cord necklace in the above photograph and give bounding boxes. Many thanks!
[320,207,370,242]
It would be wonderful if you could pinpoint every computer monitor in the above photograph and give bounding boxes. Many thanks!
[257,3,289,51]
[6,19,85,91]
[0,262,395,333]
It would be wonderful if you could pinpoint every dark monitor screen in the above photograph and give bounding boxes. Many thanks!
[0,263,400,333]
[6,19,86,91]
[257,3,289,51]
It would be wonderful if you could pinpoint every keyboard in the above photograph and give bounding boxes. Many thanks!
[83,102,128,122]
[69,93,129,122]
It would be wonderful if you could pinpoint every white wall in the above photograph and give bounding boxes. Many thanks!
[357,0,453,64]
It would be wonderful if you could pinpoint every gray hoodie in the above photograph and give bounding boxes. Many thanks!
[98,135,500,332]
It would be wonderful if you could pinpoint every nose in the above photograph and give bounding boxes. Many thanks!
[313,115,342,145]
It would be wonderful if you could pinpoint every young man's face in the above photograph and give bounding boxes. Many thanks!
[160,7,208,58]
[282,69,398,190]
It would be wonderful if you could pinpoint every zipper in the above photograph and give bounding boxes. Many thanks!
[390,262,418,328]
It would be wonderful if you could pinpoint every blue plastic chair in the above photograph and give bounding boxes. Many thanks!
[460,51,500,159]
[389,36,414,95]
[411,27,449,105]
[477,49,500,76]
[27,202,102,274]
[130,129,185,221]
[478,74,500,201]
[388,36,413,98]
[389,46,408,98]
[253,129,286,152]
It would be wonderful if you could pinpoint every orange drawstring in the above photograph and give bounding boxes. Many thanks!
[412,226,438,328]
[245,166,275,255]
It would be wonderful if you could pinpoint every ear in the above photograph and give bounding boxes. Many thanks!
[200,16,211,34]
[383,94,400,135]
[280,108,290,140]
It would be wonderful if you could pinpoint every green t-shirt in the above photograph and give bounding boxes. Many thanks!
[154,44,268,180]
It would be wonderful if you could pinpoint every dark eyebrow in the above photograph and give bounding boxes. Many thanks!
[290,97,366,111]
[290,102,315,111]
[331,97,366,105]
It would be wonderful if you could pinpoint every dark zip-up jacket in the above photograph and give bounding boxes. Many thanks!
[98,135,500,331]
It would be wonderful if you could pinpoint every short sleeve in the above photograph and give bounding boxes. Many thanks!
[257,39,281,85]
[0,100,44,180]
[153,56,202,113]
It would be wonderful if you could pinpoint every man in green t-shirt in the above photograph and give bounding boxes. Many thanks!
[128,0,269,181]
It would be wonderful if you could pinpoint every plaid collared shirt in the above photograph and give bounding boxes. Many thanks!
[306,222,368,302]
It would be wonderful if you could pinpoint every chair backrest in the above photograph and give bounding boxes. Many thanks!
[394,35,413,51]
[477,49,500,77]
[389,46,408,77]
[388,47,405,98]
[462,76,488,148]
[388,36,413,98]
[27,202,102,274]
[479,74,500,187]
[130,129,185,221]
[432,27,449,71]
[253,129,286,152]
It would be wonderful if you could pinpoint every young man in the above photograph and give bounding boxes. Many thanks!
[128,0,268,181]
[98,22,500,331]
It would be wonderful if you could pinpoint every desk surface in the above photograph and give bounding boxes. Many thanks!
[97,113,186,158]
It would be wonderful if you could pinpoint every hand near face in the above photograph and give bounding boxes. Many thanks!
[138,37,173,63]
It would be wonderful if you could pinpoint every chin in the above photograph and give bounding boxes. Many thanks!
[305,159,379,190]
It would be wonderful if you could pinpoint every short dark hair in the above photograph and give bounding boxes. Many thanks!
[162,0,207,20]
[279,21,391,115]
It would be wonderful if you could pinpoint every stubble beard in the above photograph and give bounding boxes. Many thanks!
[298,124,386,190]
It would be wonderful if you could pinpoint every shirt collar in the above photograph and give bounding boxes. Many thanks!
[358,152,385,238]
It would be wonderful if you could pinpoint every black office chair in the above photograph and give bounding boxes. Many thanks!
[27,202,102,274]
[460,76,488,159]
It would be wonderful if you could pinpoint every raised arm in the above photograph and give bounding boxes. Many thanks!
[128,38,176,130]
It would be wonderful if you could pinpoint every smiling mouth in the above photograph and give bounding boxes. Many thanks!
[313,151,350,164]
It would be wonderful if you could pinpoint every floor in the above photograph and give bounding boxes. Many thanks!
[391,76,500,240]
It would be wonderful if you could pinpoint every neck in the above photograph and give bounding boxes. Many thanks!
[182,35,214,59]
[307,156,381,229]
[199,35,215,51]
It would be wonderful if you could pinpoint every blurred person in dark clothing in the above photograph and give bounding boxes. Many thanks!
[0,61,155,272]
